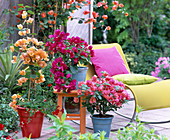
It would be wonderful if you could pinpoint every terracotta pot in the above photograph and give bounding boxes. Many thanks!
[17,106,44,138]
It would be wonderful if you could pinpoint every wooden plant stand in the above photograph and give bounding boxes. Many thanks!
[53,90,86,134]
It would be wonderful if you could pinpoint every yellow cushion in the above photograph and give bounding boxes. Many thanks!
[126,80,170,110]
[85,43,130,81]
[113,74,158,85]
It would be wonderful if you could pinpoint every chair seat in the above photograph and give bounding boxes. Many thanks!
[126,80,170,110]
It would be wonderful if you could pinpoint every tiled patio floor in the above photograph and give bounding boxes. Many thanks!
[13,98,170,140]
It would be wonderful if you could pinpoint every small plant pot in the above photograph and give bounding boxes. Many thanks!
[91,114,114,137]
[17,106,44,138]
[65,97,80,114]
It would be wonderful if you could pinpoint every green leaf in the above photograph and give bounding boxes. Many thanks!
[18,4,24,6]
[27,10,34,14]
[70,65,78,74]
[18,8,24,11]
[30,74,37,79]
[25,5,31,8]
[31,33,37,36]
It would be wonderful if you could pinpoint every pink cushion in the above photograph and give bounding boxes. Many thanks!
[91,47,129,77]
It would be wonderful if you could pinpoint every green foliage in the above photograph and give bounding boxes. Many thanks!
[125,51,162,75]
[0,97,19,131]
[0,49,23,96]
[47,112,109,140]
[41,61,56,100]
[115,106,168,140]
[0,20,10,48]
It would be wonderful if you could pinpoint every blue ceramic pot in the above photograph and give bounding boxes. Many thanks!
[72,66,88,89]
[91,114,114,137]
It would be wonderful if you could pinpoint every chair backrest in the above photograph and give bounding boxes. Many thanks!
[85,43,130,81]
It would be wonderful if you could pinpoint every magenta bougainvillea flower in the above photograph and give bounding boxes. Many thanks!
[46,29,94,93]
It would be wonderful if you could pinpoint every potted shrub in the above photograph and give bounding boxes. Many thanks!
[46,29,94,93]
[76,71,130,137]
[9,8,57,138]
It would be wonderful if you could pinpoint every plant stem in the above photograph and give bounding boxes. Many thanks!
[28,79,31,101]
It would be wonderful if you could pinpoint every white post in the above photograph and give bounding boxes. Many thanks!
[89,0,93,45]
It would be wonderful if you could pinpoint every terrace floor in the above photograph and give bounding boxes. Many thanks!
[13,91,170,139]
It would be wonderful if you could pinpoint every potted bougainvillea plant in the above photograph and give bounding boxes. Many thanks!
[8,8,56,138]
[75,71,130,137]
[46,29,94,93]
[46,29,94,113]
[151,57,170,80]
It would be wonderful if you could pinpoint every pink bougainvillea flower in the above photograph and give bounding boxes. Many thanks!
[119,3,124,7]
[112,5,117,10]
[103,5,108,10]
[74,97,79,103]
[97,2,102,7]
[89,96,96,104]
[113,1,119,5]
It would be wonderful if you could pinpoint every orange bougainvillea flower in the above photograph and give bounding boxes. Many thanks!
[13,6,17,9]
[125,12,129,16]
[48,5,51,8]
[75,5,80,8]
[113,1,119,5]
[112,5,117,11]
[17,77,28,86]
[48,10,54,16]
[19,70,26,75]
[68,16,72,20]
[52,20,56,24]
[93,25,96,30]
[17,94,21,98]
[103,5,108,10]
[11,56,17,63]
[92,11,99,18]
[102,15,108,20]
[9,9,12,12]
[83,10,90,15]
[41,12,46,18]
[106,26,111,30]
[93,19,96,24]
[10,46,14,52]
[17,19,20,23]
[54,13,58,17]
[48,20,52,24]
[119,3,124,8]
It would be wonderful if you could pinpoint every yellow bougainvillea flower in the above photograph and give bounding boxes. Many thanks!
[18,31,26,36]
[38,41,43,46]
[10,46,14,52]
[11,56,17,63]
[27,17,34,24]
[17,24,23,30]
[22,11,27,19]
[19,70,26,75]
[12,94,17,99]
